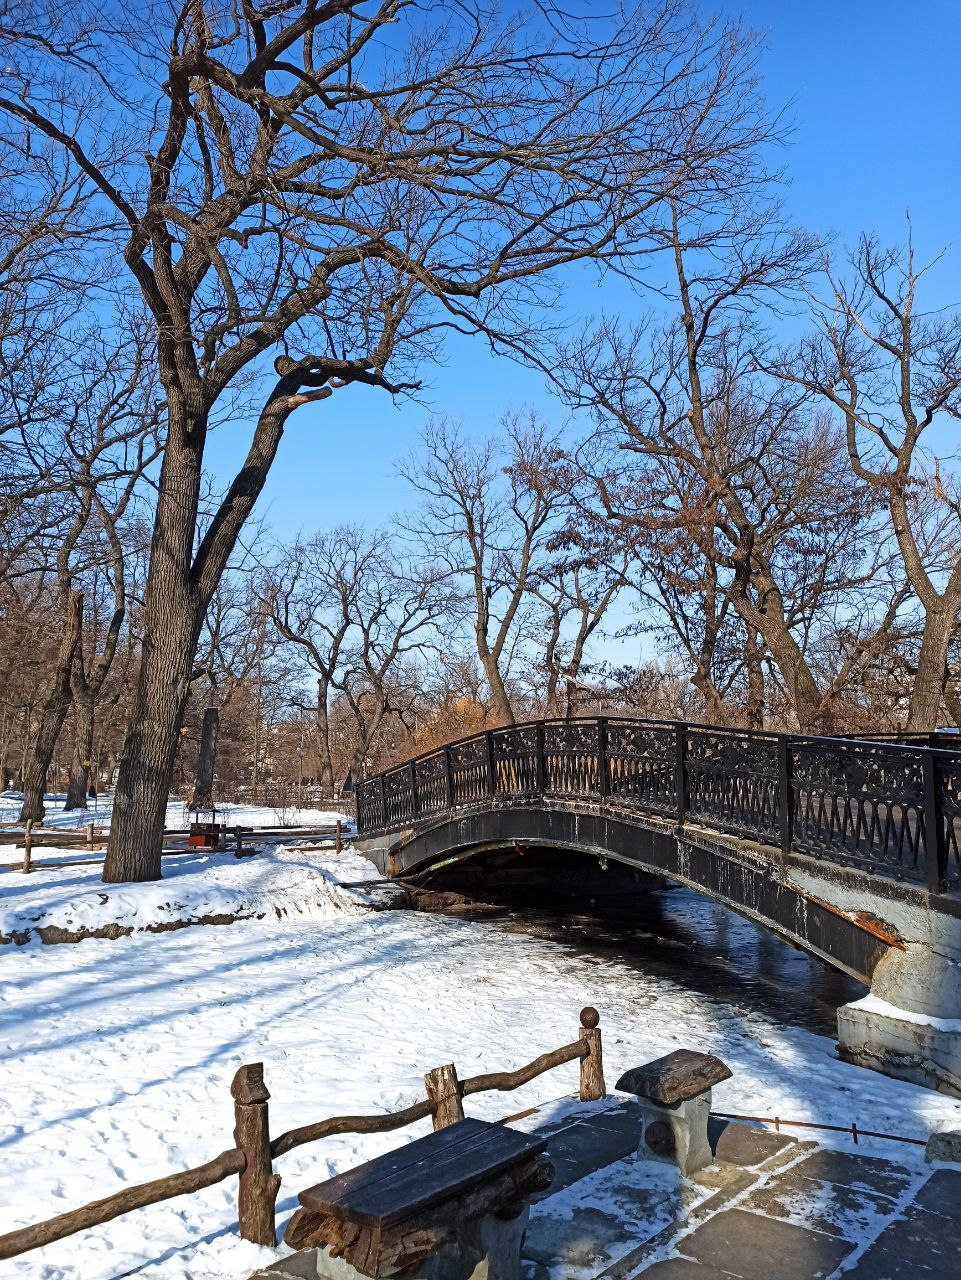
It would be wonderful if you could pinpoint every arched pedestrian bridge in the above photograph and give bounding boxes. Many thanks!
[355,716,961,1097]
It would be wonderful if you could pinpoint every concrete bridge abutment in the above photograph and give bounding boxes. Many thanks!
[784,864,961,1098]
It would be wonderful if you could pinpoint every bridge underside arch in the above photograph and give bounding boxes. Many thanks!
[359,804,891,985]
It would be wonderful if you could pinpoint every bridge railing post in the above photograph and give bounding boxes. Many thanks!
[597,718,608,798]
[444,745,455,811]
[922,749,946,895]
[534,721,545,796]
[485,731,496,798]
[409,760,418,821]
[778,736,794,861]
[674,721,687,828]
[378,774,386,829]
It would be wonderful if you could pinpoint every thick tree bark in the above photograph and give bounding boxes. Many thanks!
[104,382,300,881]
[64,693,94,810]
[907,607,954,732]
[19,592,84,823]
[315,679,334,797]
[729,572,827,734]
[191,706,220,810]
[477,638,515,726]
[104,404,205,881]
[744,627,765,730]
[104,581,199,881]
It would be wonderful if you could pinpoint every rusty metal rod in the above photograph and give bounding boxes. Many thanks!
[712,1112,926,1147]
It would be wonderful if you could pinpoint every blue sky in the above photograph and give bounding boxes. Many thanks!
[208,0,961,547]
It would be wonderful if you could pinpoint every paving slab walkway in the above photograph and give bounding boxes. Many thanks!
[252,1103,961,1280]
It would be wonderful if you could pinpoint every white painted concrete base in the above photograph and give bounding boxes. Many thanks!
[634,1092,713,1175]
[838,994,961,1099]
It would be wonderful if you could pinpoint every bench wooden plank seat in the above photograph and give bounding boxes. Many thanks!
[298,1117,547,1228]
[284,1118,554,1278]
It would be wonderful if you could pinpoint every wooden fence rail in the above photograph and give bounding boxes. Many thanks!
[0,1007,604,1262]
[0,1149,245,1261]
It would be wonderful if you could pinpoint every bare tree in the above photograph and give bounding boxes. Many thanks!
[559,198,899,732]
[17,330,161,821]
[331,549,449,786]
[269,527,378,797]
[0,0,770,878]
[402,415,569,723]
[770,236,961,730]
[532,501,635,718]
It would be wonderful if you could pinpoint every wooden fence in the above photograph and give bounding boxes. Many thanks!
[0,1008,605,1261]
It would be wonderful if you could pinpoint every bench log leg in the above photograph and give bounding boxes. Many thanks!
[289,1208,529,1280]
[635,1089,713,1176]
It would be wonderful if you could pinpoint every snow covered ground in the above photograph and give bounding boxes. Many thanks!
[0,792,352,833]
[2,846,961,1279]
[0,844,386,942]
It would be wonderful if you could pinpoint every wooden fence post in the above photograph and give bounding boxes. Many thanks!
[425,1063,465,1130]
[22,820,33,874]
[231,1063,281,1246]
[335,819,342,854]
[578,1007,605,1102]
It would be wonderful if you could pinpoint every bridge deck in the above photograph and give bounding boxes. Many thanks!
[356,716,961,896]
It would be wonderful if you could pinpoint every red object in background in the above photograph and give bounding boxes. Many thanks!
[188,821,221,849]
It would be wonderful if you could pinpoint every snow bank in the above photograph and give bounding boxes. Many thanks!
[0,845,384,942]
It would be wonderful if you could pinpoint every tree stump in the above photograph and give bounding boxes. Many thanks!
[425,1063,465,1130]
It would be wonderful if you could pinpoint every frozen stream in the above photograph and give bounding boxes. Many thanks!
[485,886,866,1039]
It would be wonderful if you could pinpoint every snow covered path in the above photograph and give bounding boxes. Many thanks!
[2,861,961,1278]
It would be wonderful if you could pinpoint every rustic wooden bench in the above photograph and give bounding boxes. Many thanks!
[616,1049,732,1175]
[283,1117,553,1280]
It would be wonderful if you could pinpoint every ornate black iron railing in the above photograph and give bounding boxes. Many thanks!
[355,717,961,893]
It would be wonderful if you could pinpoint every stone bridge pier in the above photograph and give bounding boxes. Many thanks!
[790,863,961,1097]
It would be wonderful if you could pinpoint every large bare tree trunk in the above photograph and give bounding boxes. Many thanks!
[907,607,953,731]
[19,592,84,823]
[478,641,515,726]
[104,586,198,881]
[191,706,220,810]
[316,679,334,798]
[64,693,94,810]
[104,425,203,881]
[744,627,765,730]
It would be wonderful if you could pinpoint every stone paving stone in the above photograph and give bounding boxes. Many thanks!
[677,1208,855,1279]
[531,1152,599,1201]
[909,1166,961,1219]
[740,1166,901,1241]
[525,1202,637,1271]
[639,1259,738,1279]
[841,1204,961,1278]
[787,1150,913,1201]
[530,1108,662,1202]
[547,1117,641,1168]
[249,1253,322,1279]
[524,1156,684,1273]
[589,1105,645,1144]
[706,1119,795,1168]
